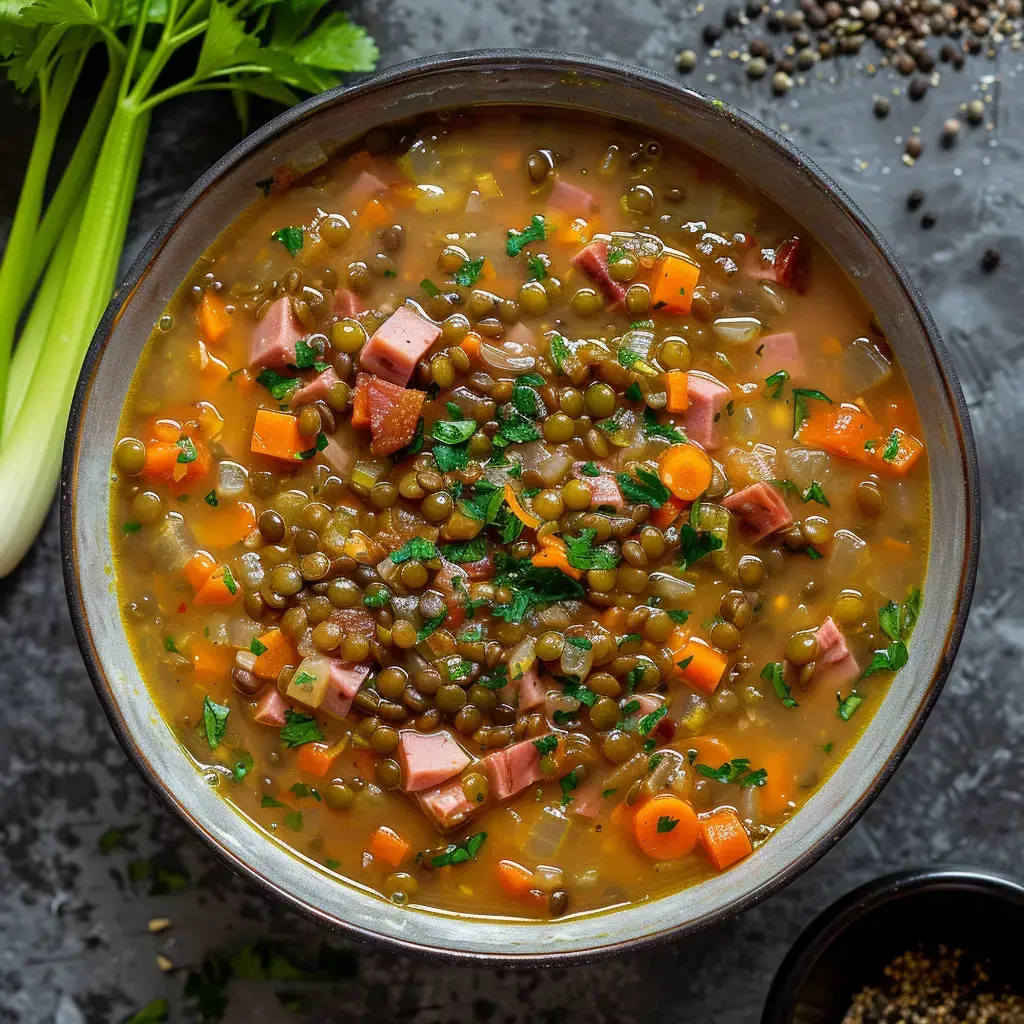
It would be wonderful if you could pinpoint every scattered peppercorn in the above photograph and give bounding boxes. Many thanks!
[981,247,1001,271]
[941,117,961,146]
[676,49,698,73]
[874,96,891,118]
[921,210,937,229]
[908,76,929,100]
[907,189,925,210]
[747,56,768,78]
[772,70,793,94]
[905,136,923,159]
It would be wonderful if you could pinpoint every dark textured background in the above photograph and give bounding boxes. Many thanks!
[0,1,1014,1020]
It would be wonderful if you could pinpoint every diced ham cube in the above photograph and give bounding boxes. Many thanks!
[570,241,626,308]
[249,296,302,370]
[516,664,548,711]
[254,687,288,727]
[746,237,807,291]
[398,730,472,793]
[571,461,624,510]
[416,776,478,831]
[480,737,547,802]
[359,306,441,387]
[548,179,597,218]
[683,371,731,450]
[288,367,338,408]
[758,332,806,379]
[321,661,371,719]
[815,616,861,688]
[365,375,426,456]
[348,169,388,210]
[572,778,609,819]
[722,481,794,542]
[433,558,470,630]
[334,288,366,319]
[328,607,376,639]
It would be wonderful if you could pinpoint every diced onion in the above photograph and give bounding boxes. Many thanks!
[523,808,570,860]
[216,460,248,499]
[649,572,696,603]
[508,637,537,682]
[537,452,573,487]
[238,551,264,588]
[844,337,893,393]
[149,513,194,572]
[479,340,537,374]
[228,617,262,649]
[830,528,869,582]
[712,316,763,346]
[733,404,762,443]
[783,447,831,490]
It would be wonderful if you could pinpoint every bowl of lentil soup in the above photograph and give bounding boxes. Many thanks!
[62,52,978,961]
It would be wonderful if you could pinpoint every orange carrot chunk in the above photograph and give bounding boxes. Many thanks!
[250,409,308,461]
[798,404,925,475]
[699,808,753,870]
[531,536,583,580]
[251,628,297,681]
[633,794,699,860]
[368,826,409,868]
[296,742,337,778]
[496,858,537,897]
[659,444,713,502]
[650,253,701,315]
[192,502,257,549]
[675,637,729,694]
[650,494,686,530]
[199,291,232,344]
[350,376,371,430]
[183,549,217,591]
[194,565,239,605]
[664,370,690,413]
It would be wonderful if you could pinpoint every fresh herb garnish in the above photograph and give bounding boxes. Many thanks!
[454,256,486,287]
[526,255,548,281]
[678,522,724,569]
[123,520,142,534]
[284,810,303,832]
[420,278,440,297]
[581,461,601,477]
[792,388,833,435]
[559,769,579,805]
[881,430,900,462]
[439,537,487,563]
[765,369,790,399]
[638,705,667,736]
[231,751,254,781]
[862,588,921,678]
[506,215,546,257]
[221,565,237,595]
[176,436,198,464]
[491,556,585,623]
[362,587,391,609]
[202,696,230,748]
[163,636,178,653]
[250,636,267,657]
[256,368,299,399]
[548,333,573,375]
[667,609,692,624]
[806,546,823,560]
[204,489,218,507]
[643,407,686,444]
[562,678,598,706]
[261,795,286,808]
[493,407,542,446]
[565,636,593,651]
[294,432,329,460]
[802,481,830,506]
[656,815,679,833]
[416,610,449,643]
[836,691,864,721]
[429,832,487,867]
[291,335,328,371]
[271,225,304,256]
[431,418,476,445]
[617,465,671,509]
[617,348,641,368]
[279,709,324,748]
[606,247,627,264]
[624,382,644,401]
[761,661,798,708]
[390,538,439,564]
[477,664,509,690]
[564,528,621,571]
[695,758,768,788]
[533,735,558,756]
[864,439,878,453]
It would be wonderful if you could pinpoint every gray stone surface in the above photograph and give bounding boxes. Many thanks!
[0,2,1017,1020]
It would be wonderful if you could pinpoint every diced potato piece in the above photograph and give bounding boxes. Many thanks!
[286,656,332,709]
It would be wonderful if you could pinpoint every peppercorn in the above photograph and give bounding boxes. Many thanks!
[921,210,937,229]
[981,247,1000,272]
[874,96,891,118]
[906,189,925,211]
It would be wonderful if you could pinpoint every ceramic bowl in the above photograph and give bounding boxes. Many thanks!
[61,50,980,964]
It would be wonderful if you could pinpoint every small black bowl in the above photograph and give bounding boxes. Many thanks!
[762,867,1024,1024]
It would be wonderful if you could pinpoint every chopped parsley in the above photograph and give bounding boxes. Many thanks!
[454,256,486,287]
[606,247,627,264]
[163,636,178,653]
[284,810,303,832]
[559,769,579,806]
[526,255,548,281]
[249,636,267,657]
[477,664,509,690]
[643,407,686,444]
[624,382,644,401]
[439,537,487,563]
[291,335,328,371]
[617,348,642,368]
[123,520,142,534]
[881,430,901,462]
[533,735,559,756]
[294,432,329,460]
[431,418,476,445]
[564,636,593,651]
[581,461,601,477]
[667,609,692,625]
[562,678,598,706]
[802,481,830,507]
[279,709,324,748]
[261,794,286,808]
[836,691,864,721]
[806,546,823,560]
[792,387,833,435]
[493,407,542,446]
[656,815,679,834]
[362,587,391,609]
[695,758,767,788]
[256,368,299,399]
[506,215,546,256]
[617,465,671,509]
[864,439,878,453]
[638,705,667,736]
[221,565,237,595]
[416,610,449,643]
[270,225,304,256]
[548,333,573,375]
[564,528,621,571]
[491,556,585,623]
[390,538,439,564]
[761,661,798,708]
[420,278,440,297]
[202,696,230,748]
[176,436,198,464]
[428,831,487,867]
[231,751,254,782]
[862,588,921,678]
[678,522,724,569]
[765,369,790,399]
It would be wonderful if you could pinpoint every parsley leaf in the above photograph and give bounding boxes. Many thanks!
[581,461,601,477]
[506,215,546,257]
[231,751,254,782]
[527,255,548,281]
[765,369,790,399]
[761,661,798,708]
[279,709,323,748]
[881,430,900,462]
[416,610,449,643]
[433,441,468,472]
[643,407,686,444]
[564,528,621,571]
[624,382,643,401]
[492,556,585,623]
[291,335,327,371]
[439,537,487,563]
[256,368,299,400]
[678,522,724,569]
[431,418,477,445]
[562,678,598,706]
[123,520,142,534]
[454,256,485,287]
[617,465,671,508]
[429,832,487,867]
[390,538,439,564]
[617,348,641,368]
[494,407,542,446]
[836,691,864,721]
[606,247,627,264]
[695,758,767,788]
[802,481,830,507]
[656,815,679,834]
[202,696,230,748]
[638,705,667,736]
[559,769,579,805]
[420,278,440,297]
[271,225,304,256]
[861,588,922,678]
[792,388,833,435]
[294,432,329,460]
[548,333,573,376]
[176,437,198,464]
[667,609,692,624]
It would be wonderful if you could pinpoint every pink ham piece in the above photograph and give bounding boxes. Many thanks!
[815,617,861,688]
[288,367,338,408]
[320,435,354,477]
[359,306,441,387]
[571,462,625,510]
[759,332,806,379]
[348,169,388,210]
[746,237,806,291]
[570,240,626,308]
[683,371,732,449]
[517,664,548,711]
[398,730,471,793]
[321,661,371,719]
[249,296,303,370]
[480,737,548,801]
[254,687,288,727]
[722,481,794,542]
[548,179,597,218]
[334,288,366,319]
[417,776,479,831]
[572,777,611,819]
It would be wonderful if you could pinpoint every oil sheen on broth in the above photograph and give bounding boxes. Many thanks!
[110,108,929,920]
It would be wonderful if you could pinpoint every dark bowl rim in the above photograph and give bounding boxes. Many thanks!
[761,866,1024,1022]
[59,48,981,966]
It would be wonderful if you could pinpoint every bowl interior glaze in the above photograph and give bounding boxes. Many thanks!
[61,51,979,964]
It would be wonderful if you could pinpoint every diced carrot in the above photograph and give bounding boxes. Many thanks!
[758,750,796,819]
[496,858,537,897]
[675,637,728,695]
[698,808,753,870]
[358,197,391,230]
[297,742,338,778]
[799,405,925,475]
[556,217,597,246]
[659,444,713,502]
[531,536,583,580]
[632,794,699,860]
[460,333,482,364]
[250,408,307,461]
[688,734,732,767]
[882,536,912,560]
[664,371,689,414]
[821,335,842,356]
[194,565,239,606]
[141,441,180,480]
[183,549,217,591]
[651,252,701,315]
[504,483,541,528]
[350,378,371,430]
[368,826,410,868]
[251,628,297,681]
[650,494,686,530]
[199,291,232,344]
[192,641,232,682]
[149,417,182,443]
[201,349,231,387]
[880,426,926,475]
[140,432,211,488]
[192,502,257,550]
[609,800,634,828]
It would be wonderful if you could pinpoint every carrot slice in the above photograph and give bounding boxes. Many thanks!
[688,734,733,768]
[251,628,297,681]
[192,502,257,550]
[297,742,338,778]
[504,483,541,528]
[194,565,239,605]
[650,494,686,530]
[496,858,537,896]
[664,370,690,413]
[460,333,482,364]
[191,641,232,681]
[757,750,796,819]
[698,808,753,870]
[651,253,701,315]
[183,549,217,591]
[659,444,713,502]
[531,535,583,580]
[250,409,308,461]
[368,826,409,868]
[351,374,371,430]
[199,291,231,344]
[632,794,699,860]
[675,637,728,694]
